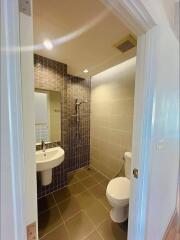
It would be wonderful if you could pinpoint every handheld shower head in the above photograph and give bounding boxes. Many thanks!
[80,99,88,104]
[75,98,88,105]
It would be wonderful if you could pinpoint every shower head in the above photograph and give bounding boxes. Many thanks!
[75,98,88,105]
[80,100,88,104]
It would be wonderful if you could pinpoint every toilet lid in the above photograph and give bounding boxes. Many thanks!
[107,177,130,200]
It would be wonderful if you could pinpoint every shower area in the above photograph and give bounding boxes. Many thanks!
[66,74,91,172]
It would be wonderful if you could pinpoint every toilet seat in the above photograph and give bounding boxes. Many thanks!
[106,177,130,201]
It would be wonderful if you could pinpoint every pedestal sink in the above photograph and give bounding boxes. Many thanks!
[36,147,64,186]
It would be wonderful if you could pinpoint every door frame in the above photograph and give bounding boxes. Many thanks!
[1,0,163,239]
[1,0,26,240]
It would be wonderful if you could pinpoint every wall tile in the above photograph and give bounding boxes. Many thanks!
[34,54,90,198]
[90,58,135,178]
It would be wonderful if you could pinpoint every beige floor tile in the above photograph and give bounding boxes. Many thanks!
[97,218,127,240]
[75,191,96,211]
[89,184,106,199]
[93,172,109,183]
[58,197,81,221]
[38,168,127,240]
[84,231,102,240]
[84,200,108,226]
[100,178,110,189]
[89,183,111,211]
[74,170,90,180]
[86,168,98,176]
[65,211,94,240]
[53,187,71,204]
[98,195,111,211]
[69,182,86,195]
[40,224,70,240]
[38,206,63,238]
[67,173,79,185]
[38,194,56,215]
[81,175,98,189]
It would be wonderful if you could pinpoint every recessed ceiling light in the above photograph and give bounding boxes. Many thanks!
[43,39,53,50]
[83,69,88,73]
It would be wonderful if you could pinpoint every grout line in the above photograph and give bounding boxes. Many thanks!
[38,169,110,240]
[96,224,106,240]
[39,193,64,239]
[38,167,99,201]
[52,194,71,240]
[80,184,111,226]
[38,191,53,201]
[81,210,105,240]
[79,177,110,232]
[97,198,110,212]
[67,166,88,175]
[39,223,64,240]
[38,194,58,216]
[38,205,57,217]
[81,210,98,240]
[96,231,105,240]
[90,165,111,180]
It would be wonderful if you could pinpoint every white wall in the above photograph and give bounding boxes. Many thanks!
[91,58,135,178]
[20,11,38,238]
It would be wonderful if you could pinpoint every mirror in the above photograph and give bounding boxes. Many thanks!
[34,89,61,144]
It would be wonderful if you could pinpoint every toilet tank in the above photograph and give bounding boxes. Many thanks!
[124,152,132,179]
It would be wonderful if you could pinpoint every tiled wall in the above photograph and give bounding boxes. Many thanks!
[34,54,66,92]
[66,74,90,172]
[34,54,67,198]
[34,54,90,198]
[90,57,136,178]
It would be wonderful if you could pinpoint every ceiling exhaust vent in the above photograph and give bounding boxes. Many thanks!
[114,35,137,53]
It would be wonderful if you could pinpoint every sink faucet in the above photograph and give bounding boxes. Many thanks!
[41,140,46,152]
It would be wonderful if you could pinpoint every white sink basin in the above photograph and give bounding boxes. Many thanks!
[36,147,64,186]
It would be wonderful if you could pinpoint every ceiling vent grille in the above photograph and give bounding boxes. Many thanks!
[114,35,137,53]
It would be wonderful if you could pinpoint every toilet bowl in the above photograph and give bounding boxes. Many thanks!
[106,152,132,223]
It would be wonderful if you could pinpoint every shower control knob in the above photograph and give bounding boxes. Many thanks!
[133,168,139,178]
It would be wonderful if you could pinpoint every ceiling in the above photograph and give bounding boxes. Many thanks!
[33,0,136,78]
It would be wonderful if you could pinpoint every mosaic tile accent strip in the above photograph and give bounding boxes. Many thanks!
[34,54,90,199]
[66,75,91,172]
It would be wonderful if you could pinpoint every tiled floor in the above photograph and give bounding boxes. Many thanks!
[38,167,128,240]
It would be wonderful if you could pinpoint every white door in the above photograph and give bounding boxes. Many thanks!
[1,1,179,240]
[1,0,38,239]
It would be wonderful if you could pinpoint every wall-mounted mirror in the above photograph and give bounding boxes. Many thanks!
[34,89,61,144]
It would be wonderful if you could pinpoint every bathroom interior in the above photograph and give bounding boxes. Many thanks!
[33,0,136,239]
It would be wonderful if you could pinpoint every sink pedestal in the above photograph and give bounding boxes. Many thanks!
[40,169,52,186]
[36,147,64,186]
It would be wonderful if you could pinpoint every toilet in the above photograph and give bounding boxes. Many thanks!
[106,152,132,223]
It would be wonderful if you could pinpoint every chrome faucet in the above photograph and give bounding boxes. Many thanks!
[41,140,46,152]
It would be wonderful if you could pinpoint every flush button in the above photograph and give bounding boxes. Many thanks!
[133,168,139,178]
